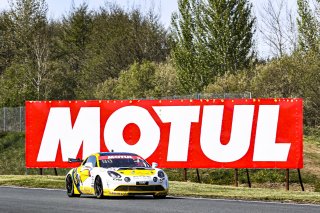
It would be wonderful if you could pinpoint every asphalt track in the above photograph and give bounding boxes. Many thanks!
[0,187,319,213]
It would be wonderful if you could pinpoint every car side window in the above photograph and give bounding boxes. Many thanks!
[86,155,97,167]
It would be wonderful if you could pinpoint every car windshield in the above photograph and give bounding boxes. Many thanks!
[99,155,150,168]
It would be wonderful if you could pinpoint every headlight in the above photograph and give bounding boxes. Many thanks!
[107,171,121,178]
[158,170,165,178]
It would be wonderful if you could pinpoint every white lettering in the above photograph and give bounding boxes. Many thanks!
[200,105,254,162]
[153,106,200,161]
[253,105,291,161]
[104,106,160,159]
[37,107,100,162]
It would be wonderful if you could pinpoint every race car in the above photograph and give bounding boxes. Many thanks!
[65,152,169,199]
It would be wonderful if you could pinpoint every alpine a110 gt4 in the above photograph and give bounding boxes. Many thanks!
[66,152,169,198]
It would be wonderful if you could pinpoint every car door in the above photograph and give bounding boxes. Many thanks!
[77,155,97,194]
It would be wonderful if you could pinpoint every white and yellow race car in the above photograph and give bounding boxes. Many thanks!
[65,152,169,199]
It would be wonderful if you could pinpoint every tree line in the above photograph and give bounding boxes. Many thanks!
[0,0,319,127]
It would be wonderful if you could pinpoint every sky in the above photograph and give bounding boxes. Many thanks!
[0,0,179,27]
[0,0,298,58]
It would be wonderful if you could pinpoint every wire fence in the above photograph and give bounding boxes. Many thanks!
[0,107,25,132]
[145,92,252,100]
[0,92,251,133]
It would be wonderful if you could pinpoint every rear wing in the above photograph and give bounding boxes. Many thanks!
[68,158,83,163]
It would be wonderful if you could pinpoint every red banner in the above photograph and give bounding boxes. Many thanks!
[25,98,303,168]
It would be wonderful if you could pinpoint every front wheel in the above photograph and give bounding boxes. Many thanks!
[94,176,104,199]
[66,175,80,197]
[153,194,167,199]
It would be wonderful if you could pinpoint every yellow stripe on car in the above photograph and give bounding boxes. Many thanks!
[117,169,156,176]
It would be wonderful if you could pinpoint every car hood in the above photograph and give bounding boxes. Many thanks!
[102,167,157,176]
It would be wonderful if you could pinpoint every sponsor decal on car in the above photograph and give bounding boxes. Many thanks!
[100,155,134,159]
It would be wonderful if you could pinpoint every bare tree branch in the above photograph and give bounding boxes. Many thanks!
[259,0,297,58]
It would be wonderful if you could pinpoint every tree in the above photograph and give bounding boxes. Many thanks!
[0,1,172,104]
[203,69,251,94]
[0,0,51,105]
[68,4,170,99]
[54,3,93,99]
[201,0,256,73]
[114,61,157,99]
[0,64,34,106]
[90,6,169,74]
[171,0,210,93]
[58,3,93,74]
[151,61,181,98]
[297,0,320,53]
[0,12,15,75]
[250,52,320,126]
[171,0,256,93]
[94,60,180,100]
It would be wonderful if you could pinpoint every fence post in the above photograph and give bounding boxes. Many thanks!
[196,169,201,183]
[297,169,304,191]
[246,169,251,188]
[3,107,6,132]
[184,168,187,181]
[234,169,239,187]
[285,169,290,190]
[19,107,22,132]
[4,107,7,132]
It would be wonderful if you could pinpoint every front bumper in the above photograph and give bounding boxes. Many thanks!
[102,176,169,196]
[103,185,168,196]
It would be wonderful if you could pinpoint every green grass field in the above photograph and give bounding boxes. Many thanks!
[0,130,320,197]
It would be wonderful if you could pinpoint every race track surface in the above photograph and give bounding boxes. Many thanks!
[0,186,319,213]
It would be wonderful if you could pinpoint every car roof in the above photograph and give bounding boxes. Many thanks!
[98,152,138,156]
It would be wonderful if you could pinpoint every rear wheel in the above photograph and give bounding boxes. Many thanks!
[94,176,104,199]
[66,175,80,197]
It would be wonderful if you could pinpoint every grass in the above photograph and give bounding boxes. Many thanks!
[170,181,320,204]
[0,175,65,189]
[0,175,319,204]
[0,132,69,176]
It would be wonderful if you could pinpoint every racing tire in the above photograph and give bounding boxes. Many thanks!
[66,175,80,197]
[94,176,104,199]
[153,194,167,199]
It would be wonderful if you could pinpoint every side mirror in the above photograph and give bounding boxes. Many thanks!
[68,158,83,163]
[84,162,93,169]
[152,162,158,168]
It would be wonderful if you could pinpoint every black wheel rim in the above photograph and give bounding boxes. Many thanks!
[66,176,72,193]
[95,177,102,196]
